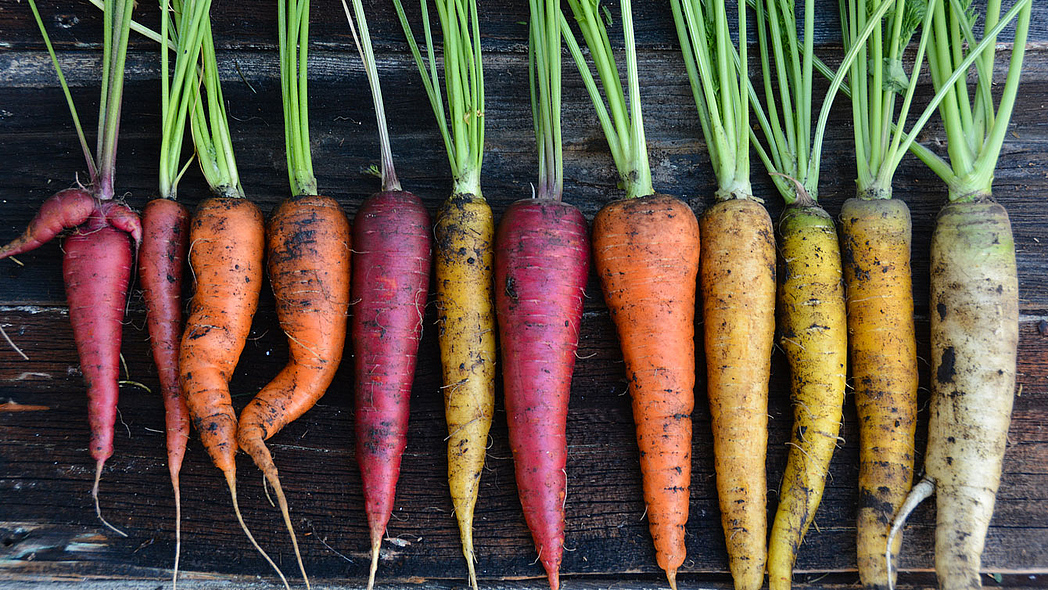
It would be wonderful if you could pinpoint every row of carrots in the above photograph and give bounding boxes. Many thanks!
[0,0,1031,590]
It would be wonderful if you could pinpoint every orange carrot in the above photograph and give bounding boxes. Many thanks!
[236,194,351,589]
[179,196,289,588]
[592,195,700,585]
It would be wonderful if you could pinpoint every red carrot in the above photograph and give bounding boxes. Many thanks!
[1,0,140,535]
[352,190,432,587]
[492,6,590,589]
[342,3,434,587]
[496,201,589,590]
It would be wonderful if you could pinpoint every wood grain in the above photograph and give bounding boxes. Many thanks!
[1,0,1047,587]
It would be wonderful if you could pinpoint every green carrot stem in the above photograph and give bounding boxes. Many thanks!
[563,0,653,199]
[341,0,401,193]
[27,0,97,182]
[529,0,563,201]
[97,0,135,200]
[279,0,317,196]
[159,0,212,200]
[394,0,485,198]
[189,9,243,197]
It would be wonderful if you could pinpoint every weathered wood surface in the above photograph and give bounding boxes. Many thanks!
[1,0,1047,588]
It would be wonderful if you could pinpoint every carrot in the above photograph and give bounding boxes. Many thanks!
[492,5,589,589]
[351,190,430,586]
[701,200,775,587]
[671,2,773,587]
[179,196,293,587]
[563,3,698,586]
[744,0,902,584]
[886,2,1032,588]
[139,198,190,578]
[237,194,350,589]
[3,0,142,536]
[593,196,698,584]
[496,201,588,590]
[341,3,434,588]
[394,2,493,586]
[138,1,212,579]
[767,202,848,590]
[232,3,353,586]
[174,5,294,583]
[840,199,916,589]
[830,0,942,584]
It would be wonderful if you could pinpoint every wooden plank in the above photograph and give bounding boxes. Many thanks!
[3,0,1044,53]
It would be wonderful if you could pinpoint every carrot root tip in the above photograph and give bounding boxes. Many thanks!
[464,548,479,590]
[92,460,128,538]
[225,473,292,590]
[173,481,181,590]
[666,568,678,590]
[367,536,382,590]
[886,478,935,590]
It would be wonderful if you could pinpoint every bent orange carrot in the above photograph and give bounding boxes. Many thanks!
[234,2,352,587]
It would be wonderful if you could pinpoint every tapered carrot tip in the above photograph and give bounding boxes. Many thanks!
[465,548,479,590]
[172,480,181,590]
[223,472,292,590]
[667,568,678,590]
[547,568,560,590]
[367,534,382,590]
[91,459,128,537]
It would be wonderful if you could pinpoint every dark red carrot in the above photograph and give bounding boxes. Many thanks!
[352,191,432,586]
[342,3,434,587]
[0,188,97,259]
[62,204,140,535]
[496,200,589,590]
[492,7,590,588]
[138,198,190,576]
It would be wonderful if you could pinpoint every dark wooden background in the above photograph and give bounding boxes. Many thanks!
[1,0,1046,588]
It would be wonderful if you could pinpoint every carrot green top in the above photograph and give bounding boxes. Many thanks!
[279,0,317,197]
[158,0,213,201]
[394,0,485,199]
[27,0,134,201]
[342,0,401,193]
[530,0,564,202]
[919,0,1033,201]
[671,0,751,202]
[562,0,652,200]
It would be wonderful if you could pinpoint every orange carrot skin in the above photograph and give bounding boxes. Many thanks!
[592,194,699,578]
[180,197,265,476]
[495,199,590,590]
[63,209,137,464]
[237,194,351,455]
[700,198,775,590]
[352,190,432,543]
[140,198,192,482]
[840,197,917,590]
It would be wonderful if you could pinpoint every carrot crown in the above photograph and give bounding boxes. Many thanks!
[394,0,485,198]
[158,0,213,200]
[341,0,401,193]
[563,0,653,200]
[186,3,244,198]
[842,0,932,199]
[27,0,134,201]
[917,0,1032,200]
[671,0,751,202]
[750,0,907,205]
[279,0,317,197]
[530,0,564,202]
